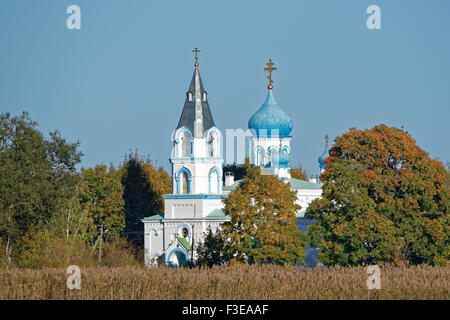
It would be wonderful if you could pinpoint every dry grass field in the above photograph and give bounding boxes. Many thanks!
[0,264,448,300]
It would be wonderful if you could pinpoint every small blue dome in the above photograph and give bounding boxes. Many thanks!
[248,90,293,137]
[318,148,329,170]
[279,151,290,168]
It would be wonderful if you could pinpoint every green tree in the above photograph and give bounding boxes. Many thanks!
[18,229,93,269]
[195,228,231,267]
[79,164,125,262]
[47,182,96,242]
[222,165,305,265]
[307,125,449,266]
[0,112,82,265]
[121,153,171,247]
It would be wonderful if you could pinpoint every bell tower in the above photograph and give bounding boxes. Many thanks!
[169,48,224,198]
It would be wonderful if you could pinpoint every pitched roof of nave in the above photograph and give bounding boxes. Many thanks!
[223,178,322,192]
[176,67,216,135]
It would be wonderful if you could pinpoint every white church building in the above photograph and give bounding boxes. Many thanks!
[142,54,328,267]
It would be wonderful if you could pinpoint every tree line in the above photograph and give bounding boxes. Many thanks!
[0,112,448,269]
[197,125,449,267]
[0,112,171,268]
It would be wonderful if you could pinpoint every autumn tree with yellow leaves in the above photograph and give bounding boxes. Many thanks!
[290,165,308,181]
[307,125,449,266]
[222,165,306,265]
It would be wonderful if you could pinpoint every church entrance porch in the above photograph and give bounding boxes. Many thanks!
[166,248,189,267]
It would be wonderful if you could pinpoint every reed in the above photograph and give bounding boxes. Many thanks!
[0,264,448,300]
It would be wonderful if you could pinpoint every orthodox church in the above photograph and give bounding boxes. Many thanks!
[142,51,328,267]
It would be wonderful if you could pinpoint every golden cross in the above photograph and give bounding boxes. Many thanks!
[264,59,277,89]
[192,48,200,66]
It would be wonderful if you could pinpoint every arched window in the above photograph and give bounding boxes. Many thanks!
[182,173,189,193]
[177,168,192,194]
[268,147,279,166]
[188,92,193,102]
[208,167,220,194]
[202,92,207,102]
[209,171,218,194]
[207,131,217,157]
[256,147,265,166]
[181,131,191,157]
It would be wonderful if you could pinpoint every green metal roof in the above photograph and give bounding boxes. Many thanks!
[288,178,322,190]
[205,209,229,220]
[142,214,164,221]
[295,209,307,218]
[222,180,240,190]
[178,237,192,251]
[221,178,322,191]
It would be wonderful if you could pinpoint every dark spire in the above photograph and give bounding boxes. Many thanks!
[176,66,215,136]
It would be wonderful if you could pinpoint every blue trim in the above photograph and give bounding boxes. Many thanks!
[170,157,223,163]
[176,224,192,243]
[267,146,279,167]
[208,166,221,194]
[163,194,222,199]
[252,136,292,140]
[176,167,192,194]
[166,248,189,267]
[268,145,279,152]
[206,128,221,158]
[176,127,193,140]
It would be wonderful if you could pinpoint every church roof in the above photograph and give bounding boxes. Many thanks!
[288,178,322,190]
[248,90,293,137]
[205,209,229,220]
[178,237,192,251]
[222,180,240,191]
[222,178,321,191]
[142,214,164,221]
[318,134,329,170]
[177,67,215,136]
[318,148,329,169]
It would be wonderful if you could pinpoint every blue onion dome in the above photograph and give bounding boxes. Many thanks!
[318,134,329,170]
[248,90,293,137]
[279,151,290,168]
[318,148,328,170]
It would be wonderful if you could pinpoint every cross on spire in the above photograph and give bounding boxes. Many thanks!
[192,47,200,67]
[264,59,277,89]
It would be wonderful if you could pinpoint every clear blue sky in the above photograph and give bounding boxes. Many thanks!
[1,0,449,176]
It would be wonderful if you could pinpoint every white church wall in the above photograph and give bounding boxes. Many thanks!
[295,189,322,217]
[251,137,291,166]
[164,197,224,219]
[171,162,223,195]
[143,222,165,267]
